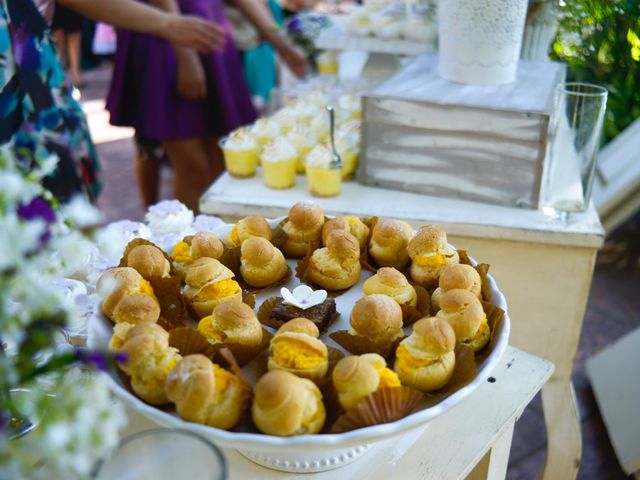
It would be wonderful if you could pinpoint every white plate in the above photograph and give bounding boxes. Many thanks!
[88,218,510,471]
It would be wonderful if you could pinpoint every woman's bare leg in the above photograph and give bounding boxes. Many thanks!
[163,137,214,212]
[54,30,68,68]
[205,136,225,181]
[67,31,83,86]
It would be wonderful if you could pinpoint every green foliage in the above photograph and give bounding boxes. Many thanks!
[550,0,640,143]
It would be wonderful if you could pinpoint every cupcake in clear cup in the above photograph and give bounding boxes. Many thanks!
[317,51,338,76]
[338,93,362,120]
[260,137,298,189]
[305,144,342,197]
[336,119,361,179]
[289,100,321,124]
[271,107,297,134]
[286,125,318,174]
[310,110,331,142]
[220,128,259,178]
[251,117,281,148]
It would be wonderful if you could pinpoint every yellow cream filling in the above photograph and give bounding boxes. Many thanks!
[137,278,154,296]
[414,253,445,268]
[272,339,325,370]
[213,364,234,394]
[193,279,241,302]
[230,225,241,246]
[463,314,489,343]
[197,316,227,343]
[172,241,192,263]
[395,345,438,372]
[374,364,401,389]
[146,357,178,387]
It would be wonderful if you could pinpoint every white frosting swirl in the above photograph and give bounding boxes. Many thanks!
[224,128,257,151]
[289,100,321,121]
[305,144,333,168]
[260,137,297,164]
[145,200,194,234]
[303,90,329,108]
[271,108,297,131]
[286,125,317,150]
[311,111,330,137]
[338,94,361,115]
[251,118,281,140]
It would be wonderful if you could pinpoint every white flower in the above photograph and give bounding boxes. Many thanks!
[192,214,225,232]
[32,154,59,179]
[61,195,103,228]
[145,200,194,234]
[48,231,101,278]
[0,213,46,271]
[94,220,151,262]
[0,170,40,205]
[280,285,327,310]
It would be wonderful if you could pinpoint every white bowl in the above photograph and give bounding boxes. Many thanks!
[88,218,510,472]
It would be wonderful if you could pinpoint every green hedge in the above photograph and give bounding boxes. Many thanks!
[550,0,640,143]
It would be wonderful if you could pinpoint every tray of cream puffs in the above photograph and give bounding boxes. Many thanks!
[88,200,510,450]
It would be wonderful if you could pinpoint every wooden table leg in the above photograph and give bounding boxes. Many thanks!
[467,422,515,480]
[541,380,582,480]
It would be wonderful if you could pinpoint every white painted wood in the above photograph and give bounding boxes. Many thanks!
[200,173,604,248]
[466,423,515,480]
[541,381,582,480]
[118,346,553,480]
[592,118,640,233]
[586,326,640,475]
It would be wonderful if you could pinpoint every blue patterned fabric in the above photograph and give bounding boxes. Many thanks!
[0,0,101,202]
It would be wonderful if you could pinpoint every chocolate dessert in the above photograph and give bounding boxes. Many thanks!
[270,297,337,333]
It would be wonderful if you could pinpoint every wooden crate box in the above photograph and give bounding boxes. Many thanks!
[360,54,566,208]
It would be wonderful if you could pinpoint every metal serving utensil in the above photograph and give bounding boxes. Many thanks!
[326,104,343,170]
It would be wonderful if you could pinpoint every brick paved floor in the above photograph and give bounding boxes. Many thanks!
[82,63,639,480]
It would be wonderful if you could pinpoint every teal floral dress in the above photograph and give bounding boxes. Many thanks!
[0,0,101,202]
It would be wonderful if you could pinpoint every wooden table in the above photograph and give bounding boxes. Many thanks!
[201,173,604,479]
[121,346,553,479]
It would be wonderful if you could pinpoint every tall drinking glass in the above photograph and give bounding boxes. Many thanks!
[542,82,608,221]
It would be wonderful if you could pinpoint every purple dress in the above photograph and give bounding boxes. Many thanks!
[106,0,257,140]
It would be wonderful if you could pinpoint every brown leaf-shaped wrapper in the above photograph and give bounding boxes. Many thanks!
[474,301,506,364]
[206,329,273,367]
[168,327,218,360]
[457,250,492,303]
[400,284,431,326]
[256,296,283,330]
[329,331,405,360]
[359,216,379,273]
[330,386,423,433]
[149,275,187,330]
[313,347,346,390]
[270,218,288,249]
[219,246,241,276]
[242,290,257,309]
[118,238,174,276]
[216,347,253,423]
[294,241,314,283]
[422,343,477,408]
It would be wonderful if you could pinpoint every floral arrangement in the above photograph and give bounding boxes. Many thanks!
[285,12,331,66]
[0,146,127,479]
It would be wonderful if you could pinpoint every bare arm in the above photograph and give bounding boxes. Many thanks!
[58,0,225,52]
[228,0,309,78]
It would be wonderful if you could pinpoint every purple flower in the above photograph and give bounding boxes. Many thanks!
[115,351,128,364]
[17,197,56,224]
[75,348,128,371]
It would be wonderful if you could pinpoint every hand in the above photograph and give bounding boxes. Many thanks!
[278,42,309,79]
[163,14,226,53]
[279,0,313,11]
[176,49,207,101]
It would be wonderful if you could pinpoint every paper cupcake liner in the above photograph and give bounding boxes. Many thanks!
[400,284,431,326]
[421,344,477,408]
[313,346,346,391]
[271,218,289,249]
[207,329,273,367]
[474,302,506,364]
[168,327,218,360]
[330,386,423,434]
[215,347,254,423]
[256,296,284,330]
[219,246,241,276]
[242,290,257,309]
[149,275,188,331]
[118,238,175,277]
[457,250,492,303]
[294,241,314,283]
[329,330,405,359]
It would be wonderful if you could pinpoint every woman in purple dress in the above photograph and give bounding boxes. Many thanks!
[107,0,307,211]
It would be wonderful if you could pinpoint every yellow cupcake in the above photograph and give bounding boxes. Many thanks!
[221,128,260,178]
[305,144,341,197]
[260,138,298,189]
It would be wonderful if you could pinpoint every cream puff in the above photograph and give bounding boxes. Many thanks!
[197,300,262,347]
[239,237,288,288]
[431,264,482,311]
[333,353,401,411]
[307,230,361,291]
[394,317,456,392]
[281,201,325,258]
[184,257,242,318]
[172,232,224,277]
[252,369,326,436]
[368,219,414,269]
[165,354,249,430]
[408,225,459,289]
[126,244,171,280]
[226,214,272,248]
[349,294,403,352]
[268,318,328,381]
[362,267,417,307]
[119,323,182,405]
[435,289,489,352]
[98,267,159,323]
[322,215,370,250]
